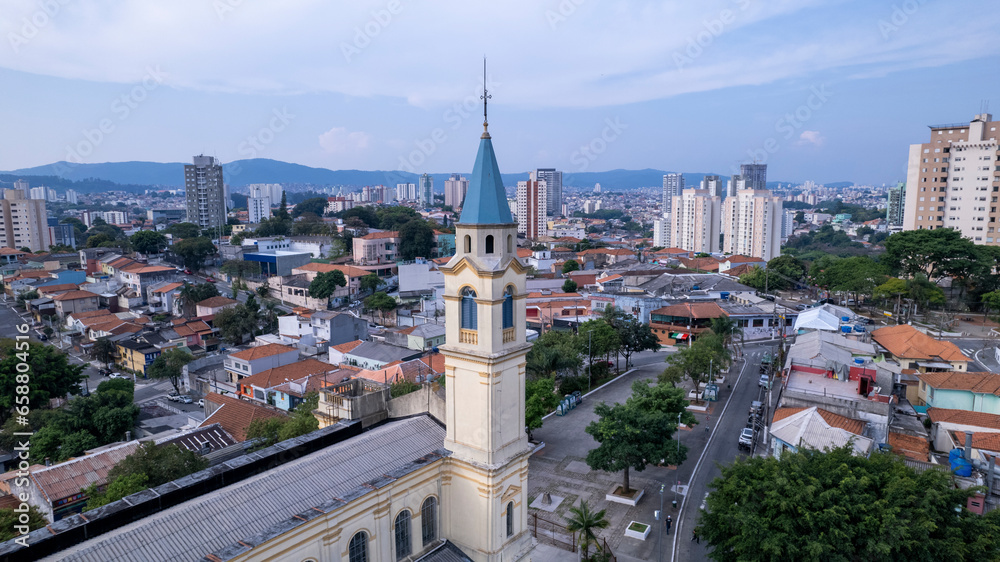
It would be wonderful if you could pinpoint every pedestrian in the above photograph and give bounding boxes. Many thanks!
[665,515,671,532]
[692,528,700,543]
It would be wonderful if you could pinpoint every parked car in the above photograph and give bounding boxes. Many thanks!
[109,373,128,380]
[758,374,770,388]
[184,268,192,275]
[98,367,112,376]
[179,396,193,404]
[198,399,204,408]
[37,334,48,341]
[205,276,216,283]
[739,427,754,448]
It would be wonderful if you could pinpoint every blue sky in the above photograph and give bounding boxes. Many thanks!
[1,0,998,185]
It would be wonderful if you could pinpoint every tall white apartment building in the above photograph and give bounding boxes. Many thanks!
[13,180,29,199]
[444,173,469,209]
[396,183,417,201]
[516,175,547,239]
[184,155,226,230]
[662,173,684,212]
[670,189,721,254]
[653,213,671,248]
[0,189,51,252]
[248,184,272,224]
[781,209,795,241]
[582,200,602,214]
[419,174,434,207]
[65,189,78,204]
[726,175,745,198]
[248,183,283,205]
[722,189,782,261]
[29,186,46,200]
[535,169,562,217]
[903,113,1000,244]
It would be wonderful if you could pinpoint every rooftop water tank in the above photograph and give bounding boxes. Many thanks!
[841,326,852,333]
[841,316,850,322]
[854,358,864,365]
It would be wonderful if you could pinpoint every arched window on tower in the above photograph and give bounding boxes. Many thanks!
[464,234,471,253]
[394,510,412,560]
[506,502,514,537]
[502,285,514,329]
[461,287,477,330]
[485,235,495,254]
[507,234,513,253]
[348,532,368,562]
[421,497,438,546]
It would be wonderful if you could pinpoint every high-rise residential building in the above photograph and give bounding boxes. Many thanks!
[65,189,78,204]
[727,174,745,197]
[419,174,434,207]
[740,163,768,190]
[903,114,1000,243]
[670,189,721,254]
[781,209,795,241]
[723,189,782,261]
[102,211,128,225]
[248,183,283,206]
[396,183,416,201]
[593,183,602,193]
[516,176,547,239]
[662,173,685,212]
[0,189,51,252]
[653,214,671,248]
[248,184,272,225]
[29,186,47,200]
[582,200,602,214]
[534,169,562,217]
[887,182,906,226]
[184,155,227,231]
[444,173,470,209]
[13,180,29,199]
[700,175,723,197]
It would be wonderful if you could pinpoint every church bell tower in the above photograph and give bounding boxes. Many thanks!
[439,61,534,562]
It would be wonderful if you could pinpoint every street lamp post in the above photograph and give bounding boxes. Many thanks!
[657,483,665,561]
[587,329,593,391]
[674,411,681,509]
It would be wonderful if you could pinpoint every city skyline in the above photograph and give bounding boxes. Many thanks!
[0,2,997,185]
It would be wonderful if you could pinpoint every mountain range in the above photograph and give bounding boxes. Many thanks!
[0,159,853,192]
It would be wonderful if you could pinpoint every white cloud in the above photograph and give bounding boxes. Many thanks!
[0,0,997,109]
[798,130,825,146]
[318,127,371,153]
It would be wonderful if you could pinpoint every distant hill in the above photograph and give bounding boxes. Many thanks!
[1,159,854,192]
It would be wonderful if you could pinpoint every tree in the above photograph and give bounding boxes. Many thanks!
[308,270,347,304]
[275,191,290,220]
[526,330,582,379]
[91,337,117,368]
[585,381,693,495]
[376,206,421,230]
[164,222,201,239]
[0,340,85,419]
[214,304,258,345]
[793,210,805,223]
[982,290,1000,321]
[16,289,38,305]
[147,348,193,394]
[364,292,397,325]
[107,441,208,489]
[359,273,384,294]
[710,316,739,351]
[616,318,660,370]
[659,331,730,398]
[84,472,149,511]
[398,218,435,260]
[525,377,560,439]
[339,205,378,228]
[130,230,167,255]
[698,446,1000,562]
[562,259,581,274]
[0,505,47,540]
[565,500,610,561]
[246,393,319,451]
[390,379,421,398]
[178,282,220,316]
[171,236,216,270]
[58,430,100,461]
[292,197,328,218]
[562,279,578,293]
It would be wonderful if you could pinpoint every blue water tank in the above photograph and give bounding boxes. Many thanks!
[951,457,973,477]
[841,326,852,333]
[950,448,964,462]
[720,292,730,300]
[841,316,850,322]
[854,358,864,365]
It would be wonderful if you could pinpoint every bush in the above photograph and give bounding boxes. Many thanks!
[559,376,589,396]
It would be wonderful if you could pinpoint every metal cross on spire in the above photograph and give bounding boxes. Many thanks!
[481,57,491,138]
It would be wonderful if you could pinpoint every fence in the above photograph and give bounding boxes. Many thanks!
[531,512,576,552]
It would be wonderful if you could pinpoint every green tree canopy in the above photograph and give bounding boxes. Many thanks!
[178,282,220,316]
[164,222,201,239]
[359,273,384,294]
[308,270,347,300]
[585,381,694,494]
[0,339,85,420]
[398,218,435,260]
[338,206,378,228]
[564,500,610,560]
[376,206,421,230]
[291,197,328,218]
[129,230,167,254]
[364,292,397,324]
[171,236,216,270]
[147,348,194,394]
[214,304,259,346]
[526,330,582,379]
[562,279,578,293]
[699,445,1000,562]
[562,259,581,274]
[659,330,730,394]
[525,376,560,439]
[0,505,47,540]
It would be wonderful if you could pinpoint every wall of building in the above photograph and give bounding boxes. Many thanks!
[387,384,446,424]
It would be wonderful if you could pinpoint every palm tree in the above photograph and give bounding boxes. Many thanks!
[564,500,609,560]
[710,315,738,352]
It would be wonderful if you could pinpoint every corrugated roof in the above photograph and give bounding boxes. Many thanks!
[47,416,446,562]
[773,407,866,435]
[239,358,337,390]
[651,302,726,320]
[29,441,140,503]
[228,343,297,362]
[927,407,1000,430]
[919,372,1000,397]
[887,431,930,461]
[51,290,99,301]
[771,406,874,456]
[196,296,239,308]
[200,392,287,442]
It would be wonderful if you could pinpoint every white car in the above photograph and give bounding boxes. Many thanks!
[739,427,754,448]
[109,373,128,380]
[758,374,770,388]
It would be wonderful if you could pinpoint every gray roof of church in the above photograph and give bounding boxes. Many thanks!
[43,415,447,562]
[421,540,475,561]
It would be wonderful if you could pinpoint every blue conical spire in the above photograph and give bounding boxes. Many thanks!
[459,136,514,225]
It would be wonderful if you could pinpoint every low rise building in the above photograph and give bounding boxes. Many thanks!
[916,372,1000,414]
[195,296,239,318]
[224,343,300,384]
[51,289,100,318]
[872,324,970,372]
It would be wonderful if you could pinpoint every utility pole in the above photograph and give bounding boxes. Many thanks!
[588,329,593,391]
[674,411,681,509]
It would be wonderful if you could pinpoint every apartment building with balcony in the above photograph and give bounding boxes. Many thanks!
[184,155,226,231]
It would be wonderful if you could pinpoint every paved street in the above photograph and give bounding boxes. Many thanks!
[527,340,780,561]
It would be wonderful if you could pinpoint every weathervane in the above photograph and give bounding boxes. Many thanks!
[481,57,491,138]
